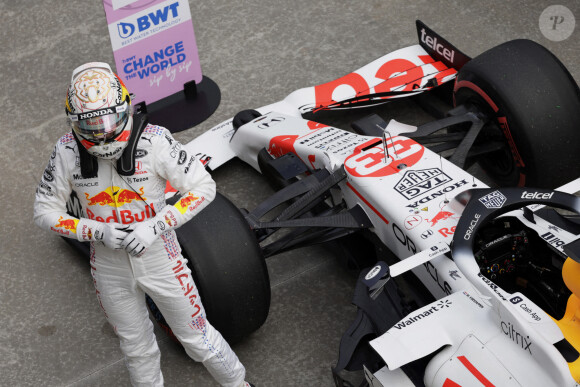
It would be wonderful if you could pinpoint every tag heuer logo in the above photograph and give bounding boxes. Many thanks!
[395,168,452,200]
[479,190,507,209]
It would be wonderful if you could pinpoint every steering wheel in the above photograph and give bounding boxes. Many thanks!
[451,187,580,300]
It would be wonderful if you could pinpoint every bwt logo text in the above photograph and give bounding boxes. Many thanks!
[117,2,179,39]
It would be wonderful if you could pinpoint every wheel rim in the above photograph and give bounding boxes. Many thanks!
[457,95,522,186]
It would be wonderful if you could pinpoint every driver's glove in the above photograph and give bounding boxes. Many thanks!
[76,218,132,250]
[120,218,161,256]
[121,203,187,256]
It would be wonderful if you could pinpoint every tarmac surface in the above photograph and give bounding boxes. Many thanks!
[1,1,579,386]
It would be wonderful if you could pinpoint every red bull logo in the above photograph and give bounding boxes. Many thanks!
[175,192,203,215]
[117,187,145,204]
[86,203,156,225]
[52,216,79,235]
[85,186,146,207]
[76,223,96,242]
[426,210,459,227]
[85,186,154,224]
[164,211,178,227]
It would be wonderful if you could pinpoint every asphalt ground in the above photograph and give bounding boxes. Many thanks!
[1,1,579,386]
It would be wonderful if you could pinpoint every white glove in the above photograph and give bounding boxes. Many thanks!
[121,218,163,256]
[121,205,186,256]
[77,218,132,250]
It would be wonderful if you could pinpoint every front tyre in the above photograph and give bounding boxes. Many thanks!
[454,39,580,188]
[148,193,270,344]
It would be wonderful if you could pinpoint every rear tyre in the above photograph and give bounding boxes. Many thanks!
[454,39,580,188]
[148,193,270,344]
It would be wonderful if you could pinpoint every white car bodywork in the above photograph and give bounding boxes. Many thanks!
[182,44,580,386]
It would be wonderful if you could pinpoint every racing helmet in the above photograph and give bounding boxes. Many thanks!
[65,62,133,159]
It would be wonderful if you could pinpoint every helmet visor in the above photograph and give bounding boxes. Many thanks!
[70,104,131,143]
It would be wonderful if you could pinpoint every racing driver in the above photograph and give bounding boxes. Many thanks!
[34,62,253,387]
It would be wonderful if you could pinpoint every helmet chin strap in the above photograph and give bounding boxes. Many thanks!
[117,113,148,176]
[72,131,99,179]
[73,112,148,178]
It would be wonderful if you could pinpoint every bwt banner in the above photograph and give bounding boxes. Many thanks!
[103,0,203,105]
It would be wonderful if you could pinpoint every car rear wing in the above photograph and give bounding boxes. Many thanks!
[416,20,471,70]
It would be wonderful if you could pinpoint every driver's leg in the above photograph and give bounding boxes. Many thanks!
[91,263,164,386]
[140,255,246,387]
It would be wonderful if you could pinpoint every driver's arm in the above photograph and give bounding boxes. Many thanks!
[33,142,80,239]
[119,128,216,256]
[151,128,216,230]
[34,139,130,249]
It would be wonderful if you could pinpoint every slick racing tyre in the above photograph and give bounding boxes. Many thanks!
[147,192,270,344]
[454,39,580,188]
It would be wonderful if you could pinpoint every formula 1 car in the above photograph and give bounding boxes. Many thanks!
[66,21,580,386]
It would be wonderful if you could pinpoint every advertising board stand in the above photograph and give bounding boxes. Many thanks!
[103,0,220,133]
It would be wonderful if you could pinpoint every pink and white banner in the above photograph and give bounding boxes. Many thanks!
[103,0,202,105]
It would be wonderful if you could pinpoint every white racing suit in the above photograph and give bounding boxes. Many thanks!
[34,125,245,387]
